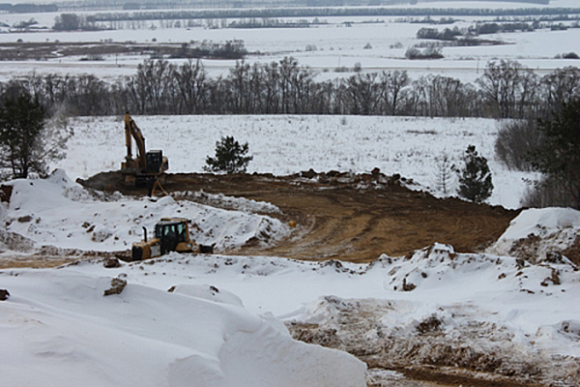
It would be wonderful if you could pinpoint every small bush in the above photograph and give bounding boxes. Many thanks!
[562,52,580,59]
[495,119,543,171]
[405,45,443,60]
[204,136,252,174]
[521,176,576,208]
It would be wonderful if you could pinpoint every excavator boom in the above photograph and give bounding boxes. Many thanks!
[121,113,168,183]
[124,113,147,171]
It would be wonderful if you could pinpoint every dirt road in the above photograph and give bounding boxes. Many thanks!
[81,170,518,262]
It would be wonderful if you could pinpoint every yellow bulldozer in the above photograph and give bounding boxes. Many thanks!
[121,112,169,190]
[131,218,211,261]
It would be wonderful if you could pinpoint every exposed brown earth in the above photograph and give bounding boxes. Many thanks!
[78,170,519,262]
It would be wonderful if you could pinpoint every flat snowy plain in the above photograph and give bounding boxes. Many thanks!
[1,1,580,386]
[1,0,579,82]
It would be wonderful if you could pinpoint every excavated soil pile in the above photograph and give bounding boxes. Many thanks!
[78,170,519,262]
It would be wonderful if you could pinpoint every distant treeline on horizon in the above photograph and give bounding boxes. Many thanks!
[0,3,58,13]
[1,0,576,16]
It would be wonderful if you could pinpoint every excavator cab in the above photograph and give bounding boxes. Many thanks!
[146,150,168,174]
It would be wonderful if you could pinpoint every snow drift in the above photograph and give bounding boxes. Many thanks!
[488,207,580,264]
[0,267,366,387]
[0,170,290,253]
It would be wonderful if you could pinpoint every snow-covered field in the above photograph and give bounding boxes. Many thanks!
[1,1,579,82]
[54,114,535,209]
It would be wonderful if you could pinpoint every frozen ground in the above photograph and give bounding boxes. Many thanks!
[1,171,580,386]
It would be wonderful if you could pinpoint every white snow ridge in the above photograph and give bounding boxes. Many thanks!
[0,268,366,387]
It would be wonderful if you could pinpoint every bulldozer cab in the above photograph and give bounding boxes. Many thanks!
[155,219,188,255]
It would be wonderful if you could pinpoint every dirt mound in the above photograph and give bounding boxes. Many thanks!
[287,296,578,387]
[79,170,518,262]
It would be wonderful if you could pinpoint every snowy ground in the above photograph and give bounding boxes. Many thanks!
[1,163,580,386]
[0,262,366,387]
[1,1,579,82]
[53,114,535,209]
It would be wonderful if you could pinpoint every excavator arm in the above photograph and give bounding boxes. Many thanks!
[124,113,147,171]
[121,113,168,189]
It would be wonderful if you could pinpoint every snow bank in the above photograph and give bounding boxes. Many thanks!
[1,244,580,386]
[289,246,580,385]
[1,170,290,252]
[172,190,282,214]
[499,208,580,241]
[295,294,580,386]
[488,207,580,263]
[0,267,366,387]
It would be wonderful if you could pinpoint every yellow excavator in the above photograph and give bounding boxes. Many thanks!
[131,218,213,261]
[121,112,169,191]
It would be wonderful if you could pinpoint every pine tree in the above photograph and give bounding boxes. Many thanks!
[456,145,493,203]
[204,136,253,174]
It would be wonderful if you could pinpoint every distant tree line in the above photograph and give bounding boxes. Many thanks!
[73,6,580,26]
[416,20,578,43]
[53,8,580,31]
[0,3,57,13]
[0,58,579,120]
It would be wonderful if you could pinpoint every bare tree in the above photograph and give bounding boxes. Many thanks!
[226,60,251,114]
[279,57,299,114]
[346,73,379,115]
[539,66,580,119]
[131,60,174,114]
[173,60,208,114]
[495,119,543,171]
[380,70,410,115]
[262,61,281,114]
[434,153,453,195]
[477,60,537,119]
